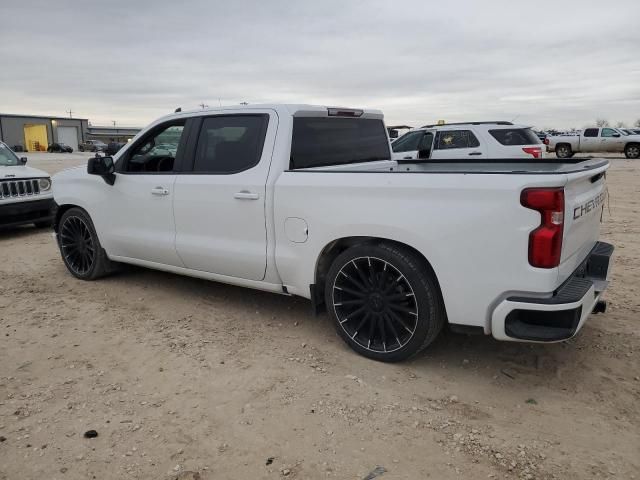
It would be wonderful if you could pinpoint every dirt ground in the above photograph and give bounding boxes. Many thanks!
[1,152,638,480]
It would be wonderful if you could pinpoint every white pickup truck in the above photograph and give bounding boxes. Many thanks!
[547,127,640,159]
[52,104,613,362]
[1,141,55,228]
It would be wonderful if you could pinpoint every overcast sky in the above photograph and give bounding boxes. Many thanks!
[1,0,639,129]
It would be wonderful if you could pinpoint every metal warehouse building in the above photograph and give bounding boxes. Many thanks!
[0,113,89,152]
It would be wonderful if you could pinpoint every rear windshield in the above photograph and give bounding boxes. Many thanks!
[489,128,541,146]
[290,117,390,169]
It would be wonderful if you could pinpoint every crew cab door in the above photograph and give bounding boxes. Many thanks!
[99,120,188,266]
[431,129,485,159]
[580,128,600,151]
[173,112,276,280]
[599,127,624,152]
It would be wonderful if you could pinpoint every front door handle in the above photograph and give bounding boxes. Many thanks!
[234,191,260,200]
[468,151,483,156]
[151,186,170,196]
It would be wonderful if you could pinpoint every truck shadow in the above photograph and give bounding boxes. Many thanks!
[0,224,50,240]
[104,264,590,390]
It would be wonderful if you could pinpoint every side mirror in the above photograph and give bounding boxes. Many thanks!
[88,156,115,185]
[418,149,431,159]
[612,133,621,137]
[19,157,28,165]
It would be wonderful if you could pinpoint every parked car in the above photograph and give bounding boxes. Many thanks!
[105,141,126,156]
[52,104,612,362]
[0,141,55,228]
[78,140,107,152]
[546,127,640,159]
[391,122,545,161]
[47,142,73,153]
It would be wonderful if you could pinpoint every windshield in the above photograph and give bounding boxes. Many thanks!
[0,143,20,166]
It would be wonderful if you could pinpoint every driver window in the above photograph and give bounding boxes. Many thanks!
[125,122,185,173]
[391,132,422,153]
[601,128,617,137]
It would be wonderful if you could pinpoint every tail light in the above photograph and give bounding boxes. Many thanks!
[521,188,564,268]
[522,146,542,158]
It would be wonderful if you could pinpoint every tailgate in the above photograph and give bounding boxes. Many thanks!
[559,163,609,280]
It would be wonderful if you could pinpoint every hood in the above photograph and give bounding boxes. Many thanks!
[0,165,50,179]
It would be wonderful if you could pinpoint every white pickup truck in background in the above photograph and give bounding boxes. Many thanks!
[52,105,613,362]
[546,127,640,159]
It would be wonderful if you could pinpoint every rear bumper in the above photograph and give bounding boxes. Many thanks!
[491,241,613,342]
[0,198,56,228]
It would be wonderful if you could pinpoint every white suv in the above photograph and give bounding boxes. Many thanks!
[391,122,544,161]
[0,142,54,228]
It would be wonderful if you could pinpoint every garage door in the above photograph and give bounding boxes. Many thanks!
[57,126,78,151]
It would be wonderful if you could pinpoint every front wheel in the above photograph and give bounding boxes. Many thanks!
[624,143,640,159]
[57,208,114,280]
[325,243,445,362]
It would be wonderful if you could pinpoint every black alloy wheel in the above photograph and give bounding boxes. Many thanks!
[57,208,114,280]
[59,215,96,276]
[325,243,445,362]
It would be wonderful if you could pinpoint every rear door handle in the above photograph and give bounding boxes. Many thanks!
[151,186,170,196]
[468,151,483,156]
[234,191,260,200]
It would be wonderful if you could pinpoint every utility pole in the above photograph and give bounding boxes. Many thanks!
[66,109,73,118]
[112,121,116,127]
[199,103,209,109]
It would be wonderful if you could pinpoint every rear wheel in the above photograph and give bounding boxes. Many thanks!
[555,144,572,159]
[325,243,445,362]
[57,208,114,280]
[624,143,640,159]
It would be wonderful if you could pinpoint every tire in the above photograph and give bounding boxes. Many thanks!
[34,219,53,229]
[57,207,114,280]
[624,143,640,159]
[324,242,445,362]
[79,146,84,152]
[555,144,572,159]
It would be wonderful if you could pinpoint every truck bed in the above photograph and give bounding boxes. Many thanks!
[300,157,609,175]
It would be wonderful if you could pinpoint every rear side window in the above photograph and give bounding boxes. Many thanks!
[290,118,390,169]
[193,115,268,173]
[489,128,540,145]
[583,128,599,137]
[435,130,480,149]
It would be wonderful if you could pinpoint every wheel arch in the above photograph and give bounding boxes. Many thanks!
[54,203,85,232]
[311,236,447,319]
